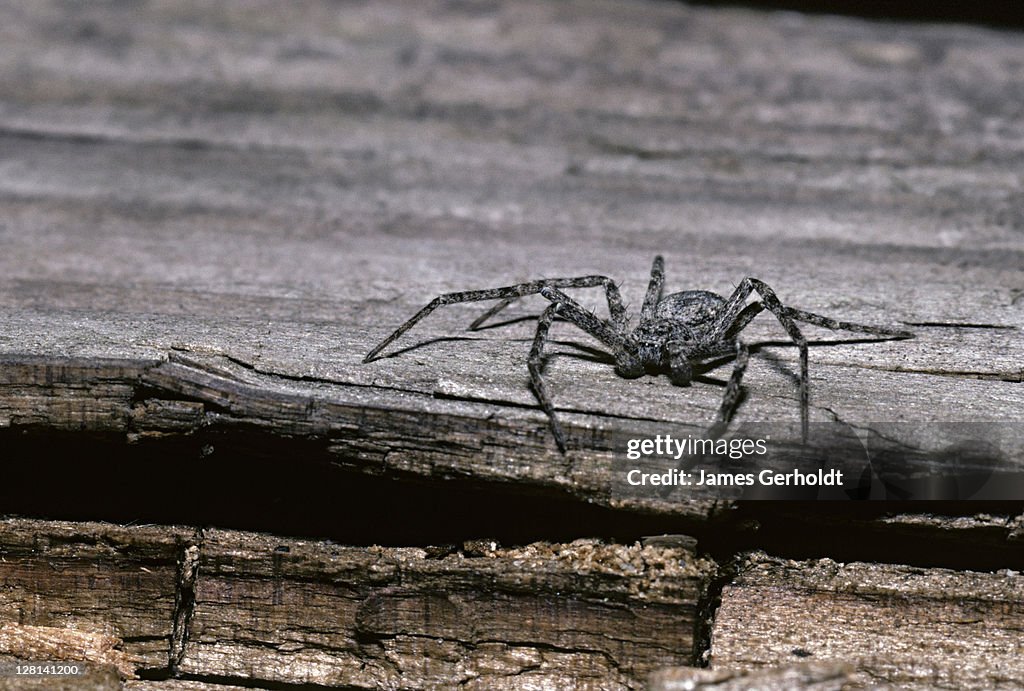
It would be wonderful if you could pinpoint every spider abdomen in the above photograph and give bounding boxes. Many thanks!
[655,290,726,325]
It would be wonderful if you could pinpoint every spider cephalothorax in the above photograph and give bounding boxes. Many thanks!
[364,257,913,453]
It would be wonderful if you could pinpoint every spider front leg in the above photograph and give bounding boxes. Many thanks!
[364,277,625,363]
[707,341,750,438]
[668,340,749,439]
[468,275,629,331]
[529,287,640,452]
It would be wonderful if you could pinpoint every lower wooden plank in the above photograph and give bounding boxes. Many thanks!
[0,519,193,675]
[179,530,713,689]
[710,552,1024,689]
[0,519,713,688]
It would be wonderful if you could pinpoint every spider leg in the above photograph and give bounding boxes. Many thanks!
[364,277,627,362]
[783,307,914,339]
[468,297,517,330]
[538,286,641,373]
[528,303,568,452]
[725,302,765,339]
[640,255,665,321]
[528,287,644,452]
[468,275,629,331]
[712,278,812,439]
[724,302,913,341]
[712,278,914,440]
[668,338,748,436]
[707,341,750,438]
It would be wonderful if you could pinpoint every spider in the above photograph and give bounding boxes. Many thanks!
[363,256,913,453]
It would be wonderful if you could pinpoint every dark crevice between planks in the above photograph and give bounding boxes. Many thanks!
[146,672,361,691]
[0,429,699,546]
[2,430,1020,568]
[3,429,1022,680]
[689,550,734,668]
[684,0,1024,30]
[705,502,1024,572]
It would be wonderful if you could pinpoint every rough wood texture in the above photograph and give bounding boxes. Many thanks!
[649,661,854,691]
[0,518,712,689]
[0,627,133,679]
[125,683,247,691]
[0,0,1022,514]
[181,530,711,689]
[2,2,1024,687]
[0,519,193,674]
[710,552,1024,689]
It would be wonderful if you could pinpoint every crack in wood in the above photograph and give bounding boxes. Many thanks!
[904,321,1019,330]
[169,531,204,676]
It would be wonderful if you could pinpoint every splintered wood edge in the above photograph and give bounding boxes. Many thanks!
[0,352,723,519]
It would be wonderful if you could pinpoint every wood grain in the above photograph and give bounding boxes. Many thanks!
[710,552,1024,689]
[649,661,855,691]
[0,518,713,689]
[0,519,192,674]
[0,0,1021,506]
[1,1,1024,688]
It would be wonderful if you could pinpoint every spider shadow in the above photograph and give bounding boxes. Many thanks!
[746,336,901,386]
[378,333,894,390]
[468,315,539,331]
[381,336,479,359]
[533,341,618,370]
[541,344,738,391]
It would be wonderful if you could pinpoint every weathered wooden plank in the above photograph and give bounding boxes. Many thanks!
[0,0,1021,488]
[0,519,713,688]
[0,657,121,691]
[0,519,195,674]
[1,1,1022,689]
[179,530,712,689]
[709,552,1024,689]
[4,343,1021,518]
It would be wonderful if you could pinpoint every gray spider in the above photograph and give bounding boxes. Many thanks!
[363,256,913,453]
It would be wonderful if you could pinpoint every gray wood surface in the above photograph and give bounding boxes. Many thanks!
[0,0,1022,515]
[1,2,1024,689]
